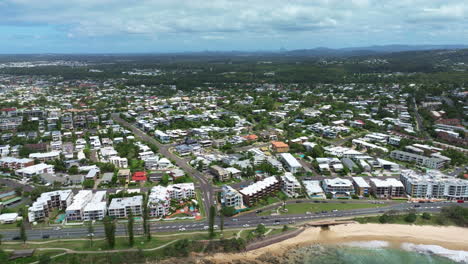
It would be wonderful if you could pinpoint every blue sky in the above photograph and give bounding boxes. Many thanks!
[1,0,467,53]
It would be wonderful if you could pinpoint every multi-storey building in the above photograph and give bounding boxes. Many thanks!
[352,177,371,197]
[390,150,447,169]
[322,178,355,198]
[83,191,107,221]
[400,170,468,200]
[221,185,243,208]
[108,196,143,218]
[210,165,230,182]
[369,178,405,199]
[147,183,196,217]
[239,176,281,206]
[0,157,34,169]
[28,190,73,222]
[15,163,54,178]
[279,153,302,173]
[281,172,301,197]
[66,190,94,221]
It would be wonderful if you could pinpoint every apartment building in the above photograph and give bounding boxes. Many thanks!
[109,156,128,168]
[210,165,230,182]
[271,141,289,153]
[0,157,34,169]
[147,183,195,217]
[303,180,326,199]
[29,151,61,162]
[281,172,301,197]
[352,177,371,197]
[279,153,302,173]
[221,185,243,208]
[83,191,107,221]
[28,190,73,222]
[400,170,468,200]
[322,178,355,198]
[66,190,94,221]
[369,178,405,199]
[390,150,446,169]
[15,163,54,178]
[108,196,143,218]
[239,176,281,206]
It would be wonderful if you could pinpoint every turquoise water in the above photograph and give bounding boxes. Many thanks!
[287,245,460,264]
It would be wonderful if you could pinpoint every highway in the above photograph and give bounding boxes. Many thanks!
[1,201,465,241]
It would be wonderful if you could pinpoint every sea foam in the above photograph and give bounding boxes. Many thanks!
[401,243,468,263]
[340,240,390,249]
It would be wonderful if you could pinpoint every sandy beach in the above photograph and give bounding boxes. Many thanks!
[207,223,468,263]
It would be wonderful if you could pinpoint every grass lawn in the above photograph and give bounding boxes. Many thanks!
[195,190,206,218]
[3,250,66,264]
[354,213,450,226]
[259,202,388,216]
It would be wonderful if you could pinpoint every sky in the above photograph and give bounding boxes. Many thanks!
[1,0,468,53]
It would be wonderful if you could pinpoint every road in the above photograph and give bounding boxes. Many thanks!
[1,201,464,241]
[111,113,215,213]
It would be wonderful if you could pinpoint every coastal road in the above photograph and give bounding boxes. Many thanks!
[111,113,214,213]
[2,201,465,241]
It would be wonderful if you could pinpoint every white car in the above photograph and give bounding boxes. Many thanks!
[203,226,209,230]
[213,225,219,230]
[178,228,186,231]
[242,224,250,227]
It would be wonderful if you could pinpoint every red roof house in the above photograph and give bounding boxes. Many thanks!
[132,171,147,182]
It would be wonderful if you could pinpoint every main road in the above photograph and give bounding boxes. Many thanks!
[1,201,464,240]
[111,113,214,213]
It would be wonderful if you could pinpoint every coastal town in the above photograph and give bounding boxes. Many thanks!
[0,54,466,263]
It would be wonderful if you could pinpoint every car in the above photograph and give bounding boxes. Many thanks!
[289,221,295,224]
[214,225,219,230]
[232,218,239,222]
[243,224,250,227]
[203,226,209,230]
[295,200,303,203]
[321,210,328,214]
[332,209,338,212]
[261,216,269,219]
[255,210,263,213]
[313,201,320,203]
[457,200,465,203]
[12,236,20,240]
[53,227,62,231]
[274,219,280,223]
[178,228,186,231]
[414,204,421,208]
[42,234,50,239]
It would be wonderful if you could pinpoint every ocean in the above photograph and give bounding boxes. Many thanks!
[283,242,468,264]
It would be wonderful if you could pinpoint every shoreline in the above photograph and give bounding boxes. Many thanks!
[207,223,468,263]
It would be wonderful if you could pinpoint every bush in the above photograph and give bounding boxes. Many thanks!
[221,206,237,217]
[404,212,417,223]
[422,212,431,220]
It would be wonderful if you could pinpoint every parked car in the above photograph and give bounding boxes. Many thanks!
[42,234,50,239]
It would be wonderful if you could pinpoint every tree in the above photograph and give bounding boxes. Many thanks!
[221,206,236,217]
[103,216,116,248]
[208,205,216,238]
[19,220,27,244]
[422,212,431,220]
[161,174,170,186]
[87,221,94,247]
[405,211,417,223]
[219,210,224,233]
[142,192,151,241]
[128,211,134,247]
[255,224,266,238]
[0,234,3,245]
[282,225,289,232]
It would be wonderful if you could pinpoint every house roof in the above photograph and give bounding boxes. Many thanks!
[132,171,147,181]
[271,141,288,148]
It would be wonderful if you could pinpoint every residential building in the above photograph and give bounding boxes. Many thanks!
[109,156,128,168]
[0,157,34,170]
[15,163,54,178]
[352,177,370,197]
[108,196,143,218]
[369,178,405,198]
[28,190,73,222]
[279,153,302,173]
[271,141,289,153]
[83,191,107,221]
[239,176,281,206]
[303,180,326,199]
[210,165,230,182]
[155,130,170,143]
[281,172,301,197]
[400,170,468,200]
[221,185,243,208]
[66,190,94,221]
[29,151,61,162]
[322,178,355,198]
[390,150,447,169]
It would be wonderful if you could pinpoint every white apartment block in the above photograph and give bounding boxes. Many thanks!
[322,178,355,198]
[279,153,302,173]
[400,170,468,200]
[221,185,243,208]
[29,151,61,162]
[390,150,446,169]
[108,196,143,218]
[66,190,94,221]
[281,172,301,197]
[109,156,128,168]
[28,190,73,222]
[147,183,195,217]
[15,163,54,178]
[369,178,405,198]
[83,191,107,221]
